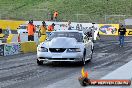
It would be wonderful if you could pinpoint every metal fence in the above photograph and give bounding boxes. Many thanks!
[0,10,132,24]
[1,10,132,24]
[48,14,132,24]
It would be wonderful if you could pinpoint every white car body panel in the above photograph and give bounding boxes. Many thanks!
[37,30,93,62]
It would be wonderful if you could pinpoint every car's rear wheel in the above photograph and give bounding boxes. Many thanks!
[37,59,43,65]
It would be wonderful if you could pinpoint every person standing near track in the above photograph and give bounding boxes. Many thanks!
[118,25,126,47]
[0,27,2,34]
[48,23,55,31]
[53,11,58,21]
[27,20,36,41]
[39,21,47,37]
[67,20,72,30]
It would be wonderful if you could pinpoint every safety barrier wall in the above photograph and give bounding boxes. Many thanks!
[0,41,37,56]
[0,20,26,30]
[0,20,131,35]
[0,34,4,43]
[0,20,122,36]
[99,24,119,36]
[20,41,37,53]
[0,43,20,56]
[0,44,4,56]
[0,34,4,38]
[99,24,132,36]
[7,34,18,43]
[126,29,132,36]
[1,20,132,44]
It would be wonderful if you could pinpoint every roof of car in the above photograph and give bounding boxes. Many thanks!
[19,24,27,26]
[53,30,84,33]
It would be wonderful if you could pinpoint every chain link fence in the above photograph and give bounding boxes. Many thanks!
[47,13,132,24]
[105,15,132,24]
[0,10,132,24]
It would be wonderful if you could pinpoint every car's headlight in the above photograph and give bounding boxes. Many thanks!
[38,47,48,52]
[67,48,81,52]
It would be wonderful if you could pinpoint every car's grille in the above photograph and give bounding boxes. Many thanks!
[49,48,66,52]
[47,58,75,60]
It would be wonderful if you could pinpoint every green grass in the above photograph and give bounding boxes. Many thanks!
[0,0,132,23]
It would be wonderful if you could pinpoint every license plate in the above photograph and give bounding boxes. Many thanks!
[52,53,62,58]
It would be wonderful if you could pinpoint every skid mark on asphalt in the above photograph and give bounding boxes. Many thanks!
[0,63,36,78]
[0,55,36,65]
[0,61,83,88]
[92,45,132,70]
[1,41,132,88]
[1,66,83,88]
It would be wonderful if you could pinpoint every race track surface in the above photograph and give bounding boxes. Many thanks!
[0,38,132,88]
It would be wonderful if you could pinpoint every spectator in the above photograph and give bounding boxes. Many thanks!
[27,20,36,41]
[67,20,72,30]
[4,26,11,37]
[53,11,58,21]
[39,21,47,37]
[48,11,53,21]
[0,27,2,34]
[91,23,96,42]
[118,25,126,47]
[48,23,55,31]
[7,26,12,34]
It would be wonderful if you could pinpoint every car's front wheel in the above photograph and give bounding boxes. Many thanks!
[37,59,43,65]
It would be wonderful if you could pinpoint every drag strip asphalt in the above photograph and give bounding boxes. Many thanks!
[0,40,132,88]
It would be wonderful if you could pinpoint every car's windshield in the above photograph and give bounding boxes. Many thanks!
[18,25,27,29]
[47,32,83,42]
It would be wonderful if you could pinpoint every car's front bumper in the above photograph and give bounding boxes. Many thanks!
[37,51,83,62]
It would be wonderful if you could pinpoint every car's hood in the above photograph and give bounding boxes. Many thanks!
[42,37,78,48]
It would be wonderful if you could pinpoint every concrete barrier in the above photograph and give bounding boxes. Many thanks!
[0,20,26,30]
[0,41,37,56]
[0,44,4,56]
[87,60,132,88]
[7,34,18,43]
[20,41,37,53]
[0,43,21,56]
[0,34,4,38]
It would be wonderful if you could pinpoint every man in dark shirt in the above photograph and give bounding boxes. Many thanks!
[118,25,126,47]
[0,28,2,34]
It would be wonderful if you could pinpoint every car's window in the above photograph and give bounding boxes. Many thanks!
[19,26,27,29]
[47,32,83,42]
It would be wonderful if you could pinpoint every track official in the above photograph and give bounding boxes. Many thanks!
[48,23,55,31]
[27,20,36,41]
[39,21,47,37]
